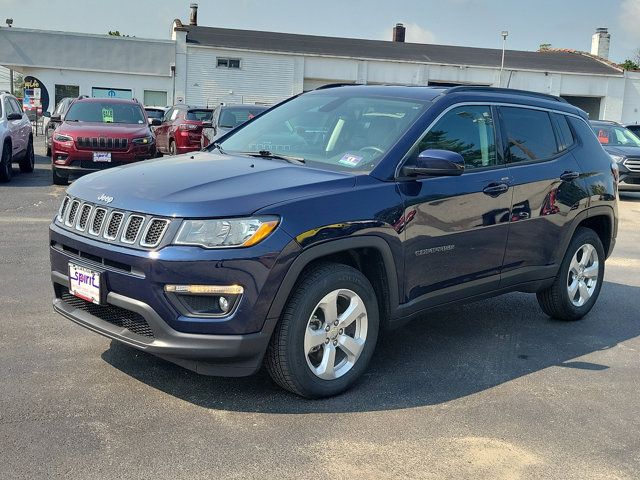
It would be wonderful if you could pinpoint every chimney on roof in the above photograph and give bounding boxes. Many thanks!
[189,3,198,26]
[591,27,610,60]
[393,23,406,43]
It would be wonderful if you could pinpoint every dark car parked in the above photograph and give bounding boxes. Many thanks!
[201,104,269,147]
[50,86,617,398]
[45,97,77,156]
[154,105,213,155]
[591,120,640,190]
[623,123,640,137]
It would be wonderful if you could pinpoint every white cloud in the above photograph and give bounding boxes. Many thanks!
[620,0,640,40]
[385,22,436,44]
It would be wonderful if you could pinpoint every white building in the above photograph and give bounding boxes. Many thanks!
[1,4,639,124]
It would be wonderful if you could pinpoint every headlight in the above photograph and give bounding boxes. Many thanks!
[174,216,279,248]
[132,135,154,145]
[610,154,625,163]
[54,133,73,142]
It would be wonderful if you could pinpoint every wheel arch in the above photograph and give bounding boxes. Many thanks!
[266,236,400,328]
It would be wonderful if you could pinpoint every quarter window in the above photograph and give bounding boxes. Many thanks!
[500,107,558,163]
[552,113,575,151]
[411,105,498,169]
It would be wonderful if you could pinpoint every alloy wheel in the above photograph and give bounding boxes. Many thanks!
[567,243,599,307]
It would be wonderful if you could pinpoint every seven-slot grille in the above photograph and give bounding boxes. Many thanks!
[57,196,171,249]
[76,137,129,150]
[624,157,640,172]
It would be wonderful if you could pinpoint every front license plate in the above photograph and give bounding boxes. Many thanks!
[68,263,101,305]
[93,152,111,162]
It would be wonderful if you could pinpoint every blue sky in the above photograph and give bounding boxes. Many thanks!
[1,0,639,74]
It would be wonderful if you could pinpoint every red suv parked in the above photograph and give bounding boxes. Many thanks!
[154,105,213,155]
[51,98,158,185]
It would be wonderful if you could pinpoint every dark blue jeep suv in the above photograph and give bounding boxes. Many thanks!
[50,86,618,398]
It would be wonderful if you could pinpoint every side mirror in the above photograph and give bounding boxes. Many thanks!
[201,121,213,128]
[43,111,51,118]
[151,118,162,127]
[402,149,465,178]
[7,112,22,121]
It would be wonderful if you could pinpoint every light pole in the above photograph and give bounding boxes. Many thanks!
[500,31,509,87]
[6,19,14,94]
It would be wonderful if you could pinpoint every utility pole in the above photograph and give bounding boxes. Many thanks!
[500,31,509,87]
[5,18,13,94]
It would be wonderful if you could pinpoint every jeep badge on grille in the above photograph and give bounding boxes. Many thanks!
[97,194,114,204]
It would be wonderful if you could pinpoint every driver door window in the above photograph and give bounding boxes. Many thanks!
[409,105,498,169]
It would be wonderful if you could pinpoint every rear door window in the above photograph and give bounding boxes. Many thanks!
[500,107,558,163]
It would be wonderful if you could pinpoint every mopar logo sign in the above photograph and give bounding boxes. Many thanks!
[97,194,114,204]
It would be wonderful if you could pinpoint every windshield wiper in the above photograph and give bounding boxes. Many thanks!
[236,150,306,165]
[211,142,227,155]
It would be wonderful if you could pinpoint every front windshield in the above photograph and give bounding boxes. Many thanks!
[592,124,640,147]
[218,93,429,173]
[65,101,146,124]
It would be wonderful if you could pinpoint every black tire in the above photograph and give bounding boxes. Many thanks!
[0,142,12,183]
[52,167,68,186]
[169,140,177,156]
[19,137,35,173]
[536,227,605,321]
[266,262,379,398]
[46,145,51,157]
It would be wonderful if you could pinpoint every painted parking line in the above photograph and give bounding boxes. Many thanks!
[0,217,53,223]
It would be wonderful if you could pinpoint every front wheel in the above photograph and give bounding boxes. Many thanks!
[266,263,379,398]
[0,143,12,182]
[19,137,35,173]
[537,227,605,321]
[52,167,68,186]
[169,140,177,156]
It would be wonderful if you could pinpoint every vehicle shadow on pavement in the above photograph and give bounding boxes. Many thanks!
[102,281,640,412]
[2,154,57,189]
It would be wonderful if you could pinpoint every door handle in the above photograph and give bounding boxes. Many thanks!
[560,171,580,182]
[483,183,510,196]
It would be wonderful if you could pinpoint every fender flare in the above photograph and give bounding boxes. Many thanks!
[555,205,616,265]
[265,236,400,321]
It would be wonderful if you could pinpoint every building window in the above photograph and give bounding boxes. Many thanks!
[55,84,79,106]
[143,90,168,107]
[217,57,241,69]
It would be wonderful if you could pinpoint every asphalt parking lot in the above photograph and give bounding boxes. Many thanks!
[1,137,640,479]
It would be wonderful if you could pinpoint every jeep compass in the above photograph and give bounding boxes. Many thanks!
[50,86,618,398]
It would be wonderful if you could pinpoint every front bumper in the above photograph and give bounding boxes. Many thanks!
[618,162,640,188]
[50,222,300,376]
[52,271,272,376]
[52,141,156,177]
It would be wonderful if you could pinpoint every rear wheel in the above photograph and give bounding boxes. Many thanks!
[0,142,12,183]
[536,227,605,321]
[266,263,379,398]
[52,167,68,186]
[19,137,35,173]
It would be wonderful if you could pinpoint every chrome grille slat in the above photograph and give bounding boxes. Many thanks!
[103,212,124,240]
[56,197,170,249]
[65,200,80,227]
[624,158,640,172]
[140,219,170,248]
[76,137,129,151]
[76,204,93,231]
[121,215,145,244]
[90,208,107,236]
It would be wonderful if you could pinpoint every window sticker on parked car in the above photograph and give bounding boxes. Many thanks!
[102,107,114,123]
[338,154,364,167]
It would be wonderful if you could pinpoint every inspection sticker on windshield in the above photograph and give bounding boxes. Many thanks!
[102,107,114,123]
[338,154,363,167]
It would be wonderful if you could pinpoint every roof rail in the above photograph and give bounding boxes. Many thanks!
[445,86,568,103]
[77,95,89,99]
[314,83,362,90]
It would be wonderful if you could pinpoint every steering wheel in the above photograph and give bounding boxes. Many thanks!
[359,146,385,155]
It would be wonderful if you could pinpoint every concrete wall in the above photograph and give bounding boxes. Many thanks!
[622,72,640,125]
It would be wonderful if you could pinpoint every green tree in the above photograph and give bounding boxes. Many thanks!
[12,72,24,97]
[539,43,552,52]
[107,30,130,37]
[620,59,639,71]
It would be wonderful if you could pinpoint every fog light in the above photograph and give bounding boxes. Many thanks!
[218,296,229,313]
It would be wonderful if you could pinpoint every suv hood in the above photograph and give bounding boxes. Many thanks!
[601,145,640,158]
[67,151,356,217]
[58,121,150,137]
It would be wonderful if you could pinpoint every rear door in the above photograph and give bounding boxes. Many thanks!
[155,107,174,152]
[399,104,512,305]
[4,98,24,155]
[497,106,588,284]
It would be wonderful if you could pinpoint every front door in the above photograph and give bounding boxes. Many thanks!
[399,104,512,305]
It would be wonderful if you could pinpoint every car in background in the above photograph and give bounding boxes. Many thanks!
[50,97,157,185]
[144,106,168,127]
[45,97,78,156]
[201,104,269,147]
[154,105,213,155]
[0,90,34,182]
[624,123,640,137]
[591,120,640,190]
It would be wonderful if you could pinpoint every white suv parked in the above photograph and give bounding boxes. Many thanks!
[0,91,34,182]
